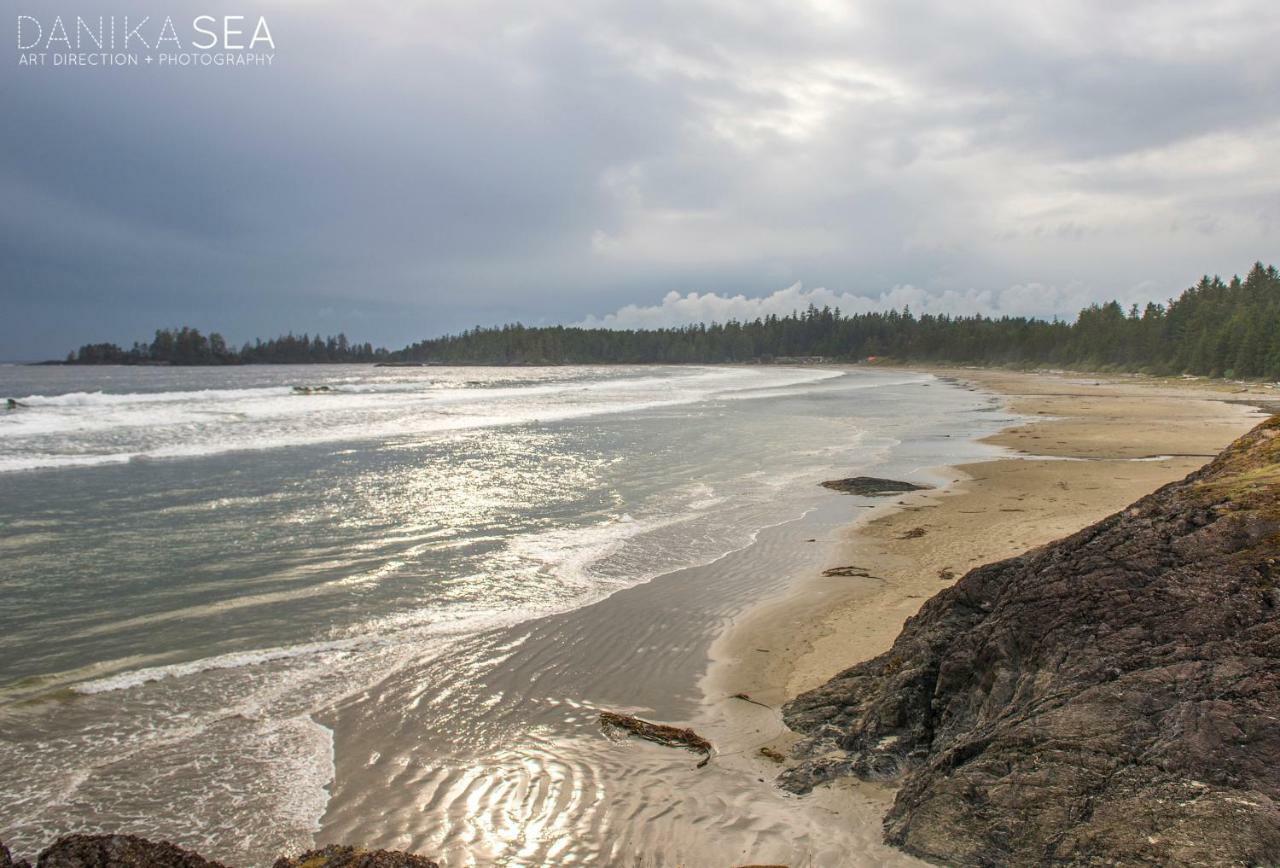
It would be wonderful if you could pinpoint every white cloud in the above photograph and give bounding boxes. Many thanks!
[577,280,1122,329]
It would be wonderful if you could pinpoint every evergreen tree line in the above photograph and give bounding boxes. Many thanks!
[396,262,1280,378]
[66,263,1280,379]
[68,327,388,365]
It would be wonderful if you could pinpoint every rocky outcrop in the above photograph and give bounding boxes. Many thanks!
[819,476,931,496]
[272,846,437,868]
[783,416,1280,866]
[34,836,227,868]
[0,837,436,868]
[2,841,30,868]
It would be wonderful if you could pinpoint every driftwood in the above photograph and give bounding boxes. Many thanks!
[758,746,787,763]
[821,565,881,578]
[599,711,713,767]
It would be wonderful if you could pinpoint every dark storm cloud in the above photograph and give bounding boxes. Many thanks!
[2,0,1278,358]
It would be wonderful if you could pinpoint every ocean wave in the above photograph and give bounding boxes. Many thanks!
[0,366,847,473]
[63,474,775,698]
[0,452,142,473]
[17,387,293,406]
[70,637,382,695]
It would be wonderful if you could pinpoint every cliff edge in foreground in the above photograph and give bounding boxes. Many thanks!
[782,416,1280,866]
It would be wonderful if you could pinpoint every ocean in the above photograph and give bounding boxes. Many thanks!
[0,364,1015,865]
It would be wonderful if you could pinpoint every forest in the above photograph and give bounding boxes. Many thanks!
[63,262,1280,379]
[66,328,389,366]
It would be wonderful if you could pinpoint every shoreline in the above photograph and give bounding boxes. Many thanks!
[707,367,1271,827]
[4,366,1273,866]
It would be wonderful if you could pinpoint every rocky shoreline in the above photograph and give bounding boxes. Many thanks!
[0,836,439,868]
[780,416,1280,865]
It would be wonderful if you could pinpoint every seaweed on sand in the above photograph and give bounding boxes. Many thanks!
[599,711,714,767]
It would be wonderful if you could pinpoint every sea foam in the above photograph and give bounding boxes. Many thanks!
[1,366,843,473]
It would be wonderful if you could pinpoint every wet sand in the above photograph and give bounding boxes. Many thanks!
[317,487,928,867]
[710,369,1273,836]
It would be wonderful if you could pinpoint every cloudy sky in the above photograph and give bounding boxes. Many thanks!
[3,0,1279,358]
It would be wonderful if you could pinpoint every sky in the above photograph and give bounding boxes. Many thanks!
[3,0,1279,359]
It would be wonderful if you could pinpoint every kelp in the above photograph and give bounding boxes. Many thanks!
[599,711,713,767]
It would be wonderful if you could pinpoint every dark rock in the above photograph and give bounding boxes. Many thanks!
[783,417,1280,866]
[36,835,227,868]
[23,836,438,868]
[819,477,931,496]
[2,841,32,868]
[272,845,438,868]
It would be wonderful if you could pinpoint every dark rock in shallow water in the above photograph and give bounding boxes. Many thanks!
[17,837,438,868]
[3,841,31,868]
[272,845,438,868]
[784,417,1280,866]
[819,477,931,496]
[36,835,227,868]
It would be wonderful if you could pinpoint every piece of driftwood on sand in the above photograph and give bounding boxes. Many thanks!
[599,711,714,767]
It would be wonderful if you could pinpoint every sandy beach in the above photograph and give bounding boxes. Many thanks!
[709,368,1275,826]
